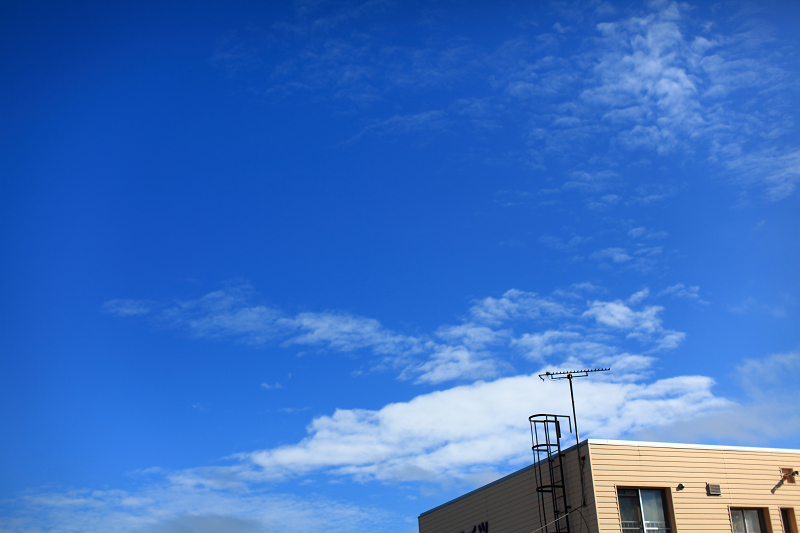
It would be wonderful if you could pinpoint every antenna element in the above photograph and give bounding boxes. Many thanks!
[539,367,610,507]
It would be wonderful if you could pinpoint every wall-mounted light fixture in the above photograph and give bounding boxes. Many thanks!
[676,484,685,491]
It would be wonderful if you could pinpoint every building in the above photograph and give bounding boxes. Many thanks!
[418,435,799,533]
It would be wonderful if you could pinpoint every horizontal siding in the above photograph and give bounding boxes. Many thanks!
[588,442,800,533]
[419,443,798,533]
[420,443,599,533]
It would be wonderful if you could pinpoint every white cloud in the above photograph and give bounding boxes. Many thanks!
[589,245,664,272]
[242,370,730,483]
[634,352,800,446]
[99,286,705,492]
[596,353,656,380]
[2,365,735,530]
[654,330,687,350]
[582,298,685,350]
[551,282,603,300]
[285,312,422,356]
[467,289,572,326]
[435,323,508,350]
[13,353,795,532]
[159,285,288,343]
[412,346,501,385]
[584,300,659,330]
[737,351,800,404]
[45,281,758,529]
[513,330,615,361]
[628,288,650,305]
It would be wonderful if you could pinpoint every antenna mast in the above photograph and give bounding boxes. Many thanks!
[539,367,610,507]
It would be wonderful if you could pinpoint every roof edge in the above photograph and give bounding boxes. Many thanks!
[418,439,588,519]
[587,438,800,454]
[418,439,800,519]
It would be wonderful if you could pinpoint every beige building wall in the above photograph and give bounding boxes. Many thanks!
[419,440,800,533]
[589,440,800,533]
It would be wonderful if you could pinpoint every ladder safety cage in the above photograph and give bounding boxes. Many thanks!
[529,414,574,533]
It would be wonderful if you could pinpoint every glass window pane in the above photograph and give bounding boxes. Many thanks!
[744,510,763,533]
[732,510,746,533]
[781,509,794,533]
[641,490,667,524]
[618,489,643,533]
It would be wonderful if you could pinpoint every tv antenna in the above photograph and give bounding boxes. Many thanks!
[539,368,609,446]
[539,367,610,507]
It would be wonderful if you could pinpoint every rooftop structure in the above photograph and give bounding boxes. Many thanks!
[419,439,800,533]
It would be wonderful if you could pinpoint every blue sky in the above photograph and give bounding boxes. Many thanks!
[1,0,799,531]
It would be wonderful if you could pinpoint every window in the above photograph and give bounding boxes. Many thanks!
[731,508,767,533]
[782,508,798,533]
[617,488,671,533]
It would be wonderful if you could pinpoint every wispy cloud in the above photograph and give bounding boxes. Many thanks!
[409,346,499,384]
[347,110,449,142]
[105,283,688,385]
[539,234,589,251]
[591,247,633,263]
[718,147,800,202]
[628,226,668,239]
[589,245,664,272]
[466,288,572,326]
[102,299,156,317]
[211,1,799,202]
[658,283,709,304]
[731,296,788,318]
[513,330,615,361]
[0,484,392,533]
[539,231,670,273]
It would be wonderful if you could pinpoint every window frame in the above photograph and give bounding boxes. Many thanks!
[616,487,673,533]
[781,508,798,533]
[730,507,770,533]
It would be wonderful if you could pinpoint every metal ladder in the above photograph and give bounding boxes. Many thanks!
[529,414,573,533]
